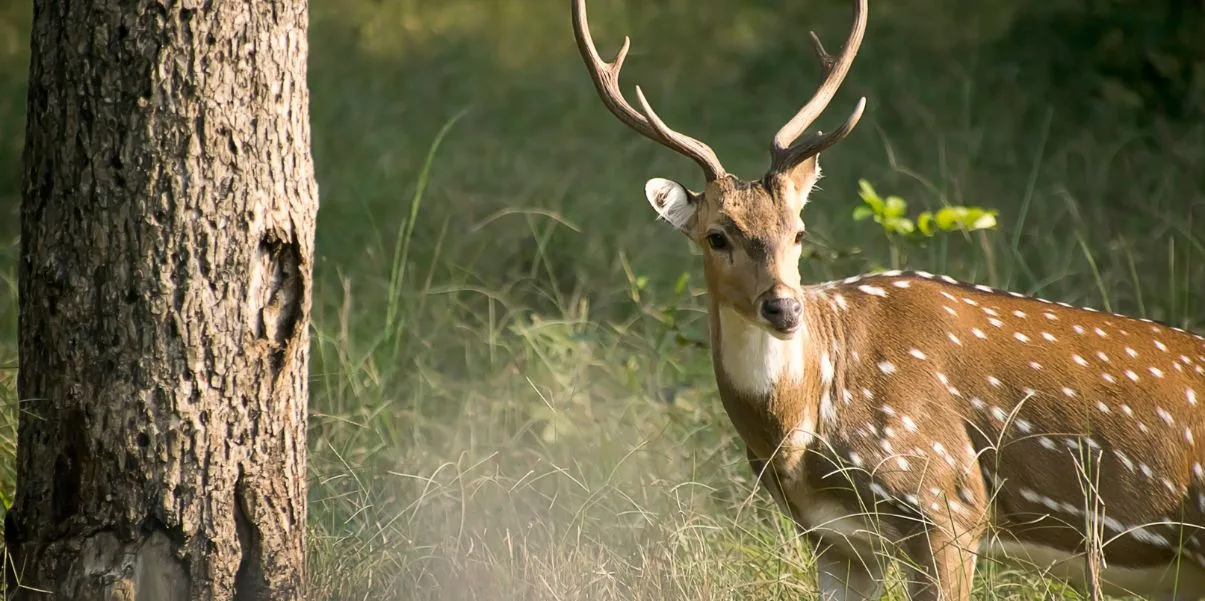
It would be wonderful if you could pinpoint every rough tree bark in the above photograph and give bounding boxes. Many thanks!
[6,0,316,599]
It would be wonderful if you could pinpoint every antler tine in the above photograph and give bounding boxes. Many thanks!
[572,0,727,181]
[769,0,869,173]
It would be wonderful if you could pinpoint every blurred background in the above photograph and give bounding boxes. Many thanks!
[1,0,1203,598]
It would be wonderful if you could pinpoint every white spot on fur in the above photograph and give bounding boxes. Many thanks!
[820,392,837,427]
[1116,450,1135,472]
[1157,407,1174,426]
[859,285,887,297]
[820,353,834,384]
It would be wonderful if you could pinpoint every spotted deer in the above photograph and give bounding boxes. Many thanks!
[572,0,1205,598]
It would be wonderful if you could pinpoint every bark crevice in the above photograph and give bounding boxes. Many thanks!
[232,473,265,601]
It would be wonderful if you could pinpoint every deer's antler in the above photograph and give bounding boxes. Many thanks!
[572,0,727,181]
[769,0,868,174]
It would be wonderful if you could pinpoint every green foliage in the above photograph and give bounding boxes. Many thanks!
[852,179,1000,269]
[854,179,998,240]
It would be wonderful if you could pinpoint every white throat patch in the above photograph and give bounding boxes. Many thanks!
[717,306,806,397]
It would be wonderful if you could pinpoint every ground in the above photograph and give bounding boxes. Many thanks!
[0,0,1203,599]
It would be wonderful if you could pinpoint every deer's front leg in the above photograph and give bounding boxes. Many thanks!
[747,447,888,599]
[899,519,981,601]
[746,445,799,524]
[814,539,886,601]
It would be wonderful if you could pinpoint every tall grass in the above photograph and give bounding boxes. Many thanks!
[1,0,1204,599]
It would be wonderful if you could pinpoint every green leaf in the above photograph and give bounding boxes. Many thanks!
[970,211,998,230]
[857,179,885,214]
[852,206,874,221]
[673,272,689,294]
[934,207,963,231]
[884,195,908,218]
[858,179,878,200]
[917,211,936,236]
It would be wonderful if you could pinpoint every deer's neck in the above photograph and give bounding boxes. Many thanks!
[713,305,806,398]
[709,297,837,456]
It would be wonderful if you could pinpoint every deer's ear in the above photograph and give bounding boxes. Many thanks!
[778,156,822,210]
[645,178,699,232]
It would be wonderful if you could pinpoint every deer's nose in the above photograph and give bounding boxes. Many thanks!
[760,297,802,331]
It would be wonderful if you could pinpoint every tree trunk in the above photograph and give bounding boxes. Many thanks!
[6,1,316,599]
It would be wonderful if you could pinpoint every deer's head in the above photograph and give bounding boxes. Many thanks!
[573,0,867,339]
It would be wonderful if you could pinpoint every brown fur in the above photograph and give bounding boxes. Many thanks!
[667,159,1205,598]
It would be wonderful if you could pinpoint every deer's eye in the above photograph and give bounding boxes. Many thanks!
[706,232,729,250]
[794,230,805,245]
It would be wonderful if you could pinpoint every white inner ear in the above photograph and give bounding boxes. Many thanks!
[784,159,822,210]
[645,178,695,229]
